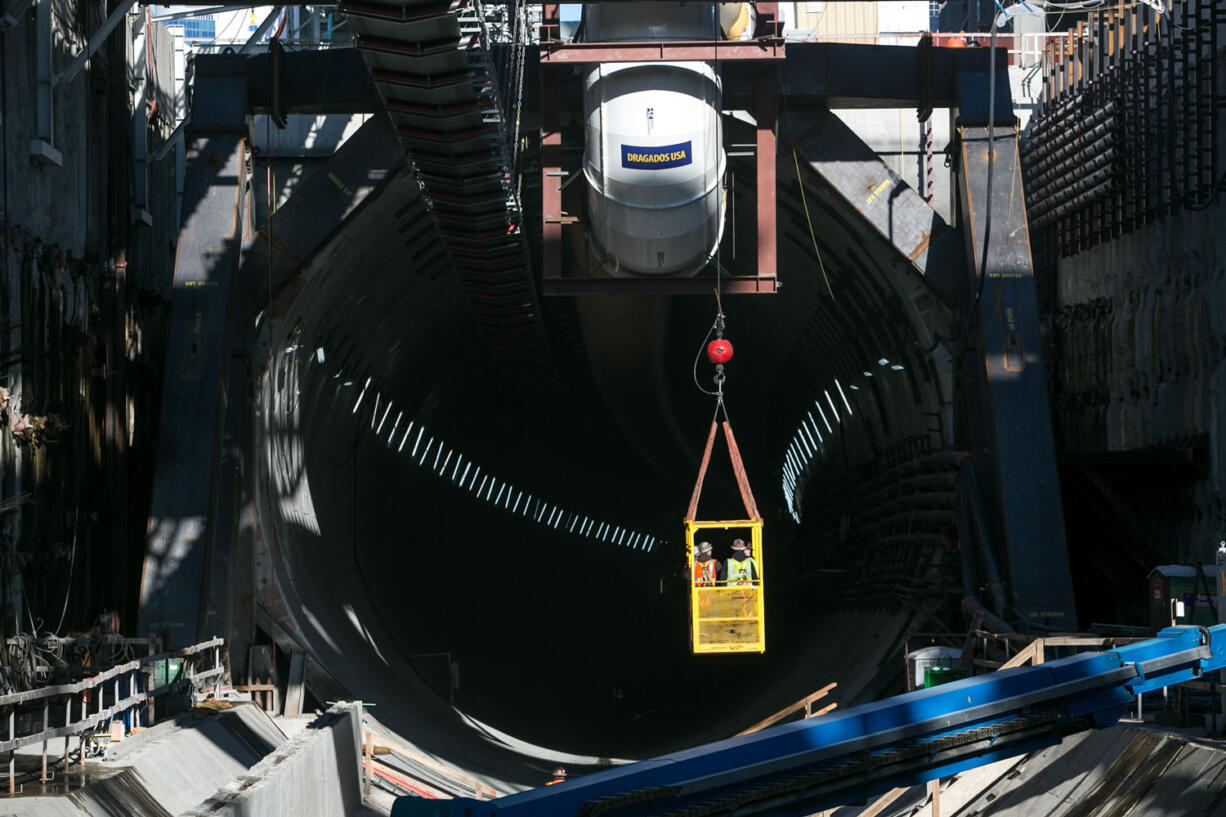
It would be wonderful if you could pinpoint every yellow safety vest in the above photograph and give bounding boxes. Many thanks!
[726,556,758,583]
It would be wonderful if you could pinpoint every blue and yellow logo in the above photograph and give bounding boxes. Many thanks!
[621,141,693,170]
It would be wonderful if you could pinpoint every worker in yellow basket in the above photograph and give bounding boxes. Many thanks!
[693,541,725,586]
[546,766,567,786]
[725,538,759,586]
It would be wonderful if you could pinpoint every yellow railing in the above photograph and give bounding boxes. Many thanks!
[686,518,765,654]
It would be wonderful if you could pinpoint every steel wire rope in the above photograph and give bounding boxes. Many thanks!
[712,3,722,298]
[683,0,726,400]
[791,148,836,301]
[52,506,80,635]
[691,306,723,398]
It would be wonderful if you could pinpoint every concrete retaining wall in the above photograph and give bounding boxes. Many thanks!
[4,703,284,817]
[184,702,364,817]
[2,701,365,817]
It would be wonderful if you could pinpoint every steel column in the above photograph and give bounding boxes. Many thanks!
[540,4,563,289]
[956,121,1077,629]
[756,66,778,288]
[40,700,47,783]
[62,699,69,783]
[138,69,249,646]
[131,10,150,219]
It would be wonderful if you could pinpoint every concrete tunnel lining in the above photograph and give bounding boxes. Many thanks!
[251,115,957,790]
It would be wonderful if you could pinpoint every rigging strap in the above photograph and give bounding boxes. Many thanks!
[685,399,761,523]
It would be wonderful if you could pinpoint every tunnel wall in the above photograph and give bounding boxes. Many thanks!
[1051,201,1226,558]
[1048,196,1226,626]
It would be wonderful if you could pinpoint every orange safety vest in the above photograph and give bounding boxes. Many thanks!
[694,558,720,583]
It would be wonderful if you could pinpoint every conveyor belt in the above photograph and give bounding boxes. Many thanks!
[395,625,1226,817]
[341,0,554,386]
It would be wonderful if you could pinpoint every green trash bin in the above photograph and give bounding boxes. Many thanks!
[152,658,184,689]
[923,661,971,688]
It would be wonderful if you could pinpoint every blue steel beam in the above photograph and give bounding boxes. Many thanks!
[138,115,248,646]
[395,626,1226,817]
[955,63,1078,629]
[192,49,381,116]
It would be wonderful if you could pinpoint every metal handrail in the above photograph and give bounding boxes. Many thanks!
[0,637,222,707]
[0,637,226,792]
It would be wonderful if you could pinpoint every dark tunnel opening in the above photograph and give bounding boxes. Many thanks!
[252,119,955,788]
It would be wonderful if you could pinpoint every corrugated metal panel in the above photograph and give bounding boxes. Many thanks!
[789,1,878,40]
[151,22,177,132]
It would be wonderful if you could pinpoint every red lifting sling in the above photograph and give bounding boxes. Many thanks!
[685,401,761,523]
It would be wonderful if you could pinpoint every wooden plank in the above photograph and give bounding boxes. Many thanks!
[738,682,837,735]
[1042,637,1149,647]
[363,730,374,797]
[999,640,1040,669]
[859,786,910,817]
[369,732,498,799]
[284,652,305,718]
[366,756,449,799]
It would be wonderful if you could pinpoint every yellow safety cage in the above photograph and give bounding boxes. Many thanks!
[685,402,765,654]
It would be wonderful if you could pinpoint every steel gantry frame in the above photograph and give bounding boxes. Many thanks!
[537,2,782,296]
[532,37,1076,629]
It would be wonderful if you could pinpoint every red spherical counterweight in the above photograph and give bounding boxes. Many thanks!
[707,339,734,365]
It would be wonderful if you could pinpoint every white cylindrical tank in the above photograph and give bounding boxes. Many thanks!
[582,3,733,276]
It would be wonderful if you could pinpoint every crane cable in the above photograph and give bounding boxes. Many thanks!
[791,146,835,301]
[691,293,727,398]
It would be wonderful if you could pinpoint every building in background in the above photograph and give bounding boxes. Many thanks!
[875,0,929,32]
[152,5,348,50]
